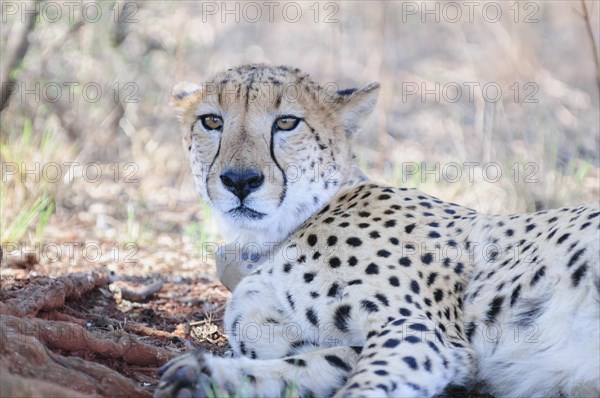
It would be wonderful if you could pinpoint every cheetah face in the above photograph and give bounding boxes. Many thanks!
[171,65,379,243]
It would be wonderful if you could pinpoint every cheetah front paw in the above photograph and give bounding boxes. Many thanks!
[154,349,213,398]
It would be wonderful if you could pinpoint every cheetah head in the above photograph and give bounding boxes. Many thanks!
[171,64,379,244]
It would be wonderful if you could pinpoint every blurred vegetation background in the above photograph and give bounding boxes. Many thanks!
[1,0,599,275]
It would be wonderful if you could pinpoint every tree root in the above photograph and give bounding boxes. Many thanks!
[0,272,181,397]
[0,272,107,317]
[1,323,152,397]
[0,366,93,398]
[1,314,177,366]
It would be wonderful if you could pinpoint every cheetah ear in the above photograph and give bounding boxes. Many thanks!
[336,82,380,136]
[170,82,203,112]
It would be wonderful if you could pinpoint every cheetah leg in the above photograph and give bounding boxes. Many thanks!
[154,346,360,398]
[335,317,475,398]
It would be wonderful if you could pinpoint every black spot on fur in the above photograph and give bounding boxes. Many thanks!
[334,305,352,332]
[410,280,420,294]
[424,358,432,372]
[324,354,352,372]
[427,272,438,286]
[403,356,418,370]
[327,283,340,297]
[421,253,433,265]
[361,300,379,313]
[567,248,586,268]
[346,237,362,247]
[377,250,391,258]
[399,308,411,316]
[303,273,315,283]
[465,323,476,342]
[383,338,400,348]
[405,335,420,344]
[399,257,412,267]
[337,88,357,96]
[286,292,295,311]
[486,296,504,324]
[571,262,588,287]
[366,263,379,274]
[409,323,428,332]
[306,308,319,326]
[557,233,570,244]
[530,266,546,287]
[375,294,389,306]
[284,358,307,367]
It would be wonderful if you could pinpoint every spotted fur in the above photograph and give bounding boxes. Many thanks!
[155,65,600,398]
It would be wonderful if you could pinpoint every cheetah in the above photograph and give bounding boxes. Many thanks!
[155,64,600,398]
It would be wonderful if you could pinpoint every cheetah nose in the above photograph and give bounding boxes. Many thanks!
[220,168,265,200]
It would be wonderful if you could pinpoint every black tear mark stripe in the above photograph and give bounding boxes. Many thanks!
[205,137,222,203]
[270,117,287,205]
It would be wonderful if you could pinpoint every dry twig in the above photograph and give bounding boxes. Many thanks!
[579,0,600,101]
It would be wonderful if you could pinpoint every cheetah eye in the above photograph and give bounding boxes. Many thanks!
[198,114,224,131]
[274,116,301,132]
